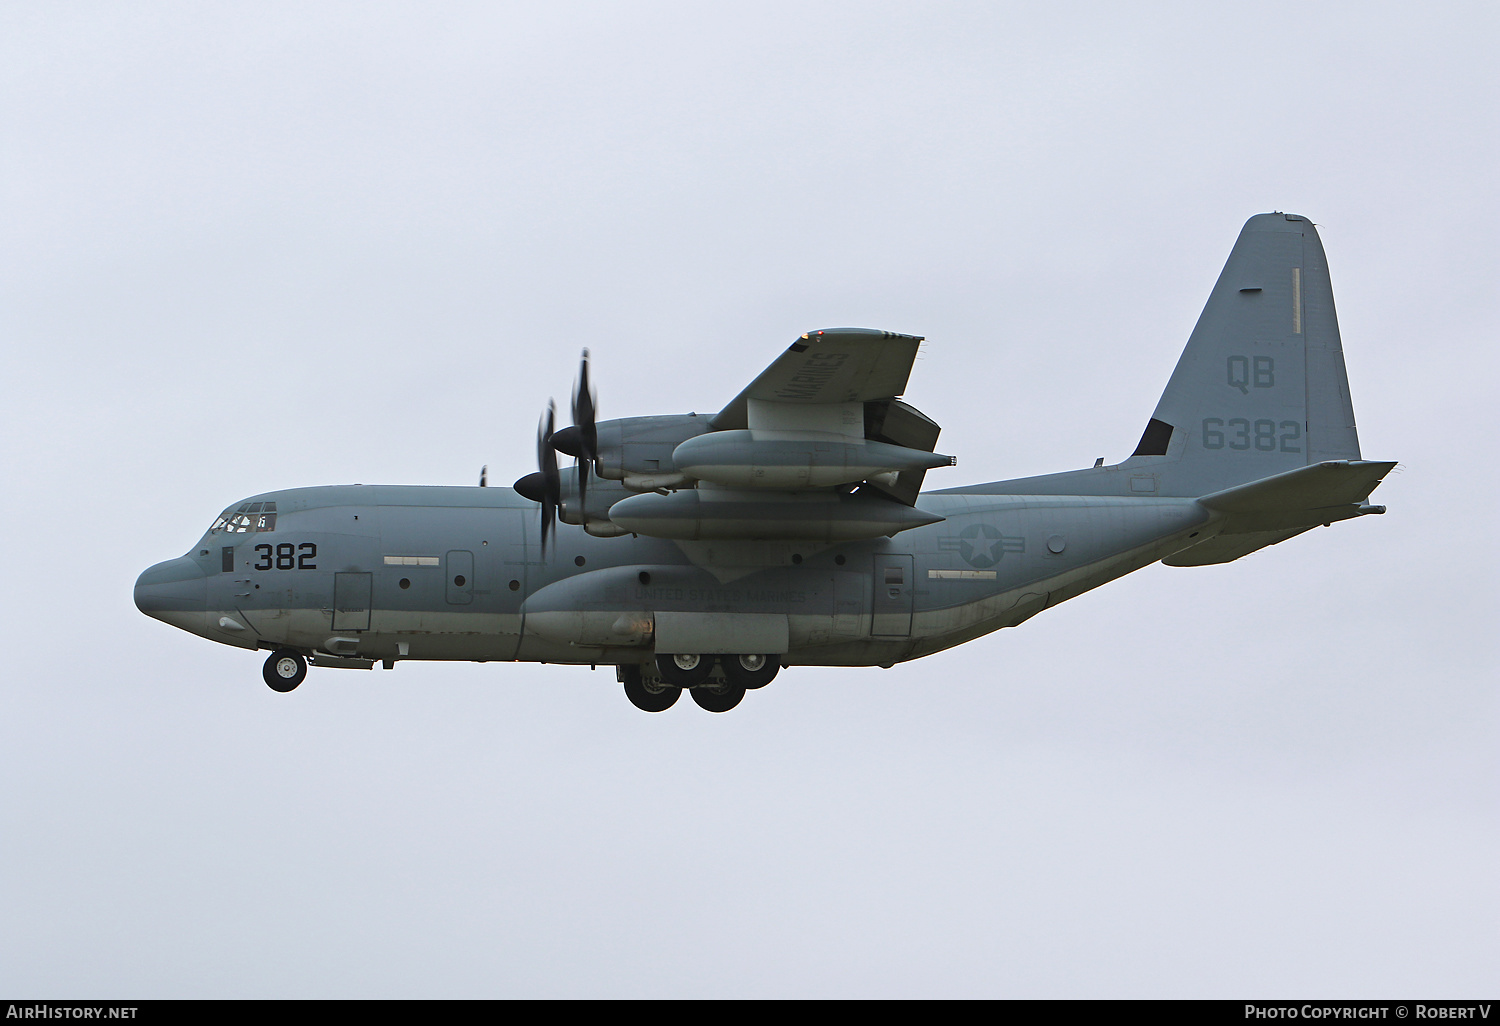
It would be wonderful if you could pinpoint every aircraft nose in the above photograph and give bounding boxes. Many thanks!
[134,556,207,617]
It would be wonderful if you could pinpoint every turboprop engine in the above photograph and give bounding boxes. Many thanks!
[562,413,710,491]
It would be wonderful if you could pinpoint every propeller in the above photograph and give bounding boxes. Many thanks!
[551,349,599,521]
[571,349,598,514]
[512,401,560,556]
[479,465,488,487]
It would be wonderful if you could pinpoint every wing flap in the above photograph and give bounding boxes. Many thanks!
[860,398,944,505]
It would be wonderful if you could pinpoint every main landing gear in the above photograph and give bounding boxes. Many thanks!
[263,649,307,692]
[621,655,781,713]
[621,664,681,712]
[690,680,745,713]
[720,653,779,690]
[655,652,713,687]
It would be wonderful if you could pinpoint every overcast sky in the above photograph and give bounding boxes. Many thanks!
[2,1,1495,998]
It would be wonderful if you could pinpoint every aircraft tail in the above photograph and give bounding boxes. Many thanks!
[943,213,1393,564]
[1125,211,1361,496]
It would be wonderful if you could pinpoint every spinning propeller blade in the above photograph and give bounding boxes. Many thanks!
[570,349,598,515]
[512,401,560,557]
[514,352,597,549]
[537,401,558,554]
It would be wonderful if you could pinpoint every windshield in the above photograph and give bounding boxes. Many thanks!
[210,501,277,534]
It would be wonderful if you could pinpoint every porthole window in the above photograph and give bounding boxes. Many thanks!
[399,578,411,589]
[574,556,586,567]
[834,554,846,566]
[453,575,466,587]
[509,579,520,591]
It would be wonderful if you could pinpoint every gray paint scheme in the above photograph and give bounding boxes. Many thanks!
[135,214,1393,693]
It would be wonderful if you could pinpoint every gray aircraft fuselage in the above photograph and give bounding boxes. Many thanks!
[135,480,1212,669]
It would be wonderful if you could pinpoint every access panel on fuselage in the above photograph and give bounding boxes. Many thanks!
[871,554,914,637]
[333,572,373,631]
[446,550,474,604]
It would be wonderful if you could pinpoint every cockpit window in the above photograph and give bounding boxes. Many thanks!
[211,501,277,534]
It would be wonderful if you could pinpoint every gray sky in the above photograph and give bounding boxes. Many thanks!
[2,1,1495,997]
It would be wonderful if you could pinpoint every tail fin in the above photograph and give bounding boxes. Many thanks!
[1127,212,1360,495]
[943,213,1381,518]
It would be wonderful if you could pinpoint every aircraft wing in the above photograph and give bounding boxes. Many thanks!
[710,328,925,430]
[554,327,951,541]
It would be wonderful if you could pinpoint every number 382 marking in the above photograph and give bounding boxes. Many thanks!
[254,543,317,570]
[1202,418,1302,452]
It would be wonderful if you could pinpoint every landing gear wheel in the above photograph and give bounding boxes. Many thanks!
[620,664,680,712]
[655,652,713,688]
[691,681,746,713]
[263,649,307,692]
[721,654,779,690]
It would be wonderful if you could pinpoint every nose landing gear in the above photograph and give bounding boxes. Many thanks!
[263,649,307,692]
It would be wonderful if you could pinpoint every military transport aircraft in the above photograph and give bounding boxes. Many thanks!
[135,212,1393,712]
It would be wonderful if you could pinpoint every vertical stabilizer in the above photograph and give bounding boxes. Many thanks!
[1126,213,1360,496]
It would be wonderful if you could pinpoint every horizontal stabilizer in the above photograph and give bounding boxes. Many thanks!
[1163,528,1316,566]
[1198,460,1397,514]
[1165,459,1395,566]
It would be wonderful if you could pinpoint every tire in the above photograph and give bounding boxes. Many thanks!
[263,649,307,692]
[655,652,713,688]
[690,681,746,713]
[620,664,680,712]
[720,654,779,690]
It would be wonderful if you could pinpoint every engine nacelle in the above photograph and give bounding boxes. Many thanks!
[555,414,711,483]
[555,468,632,528]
